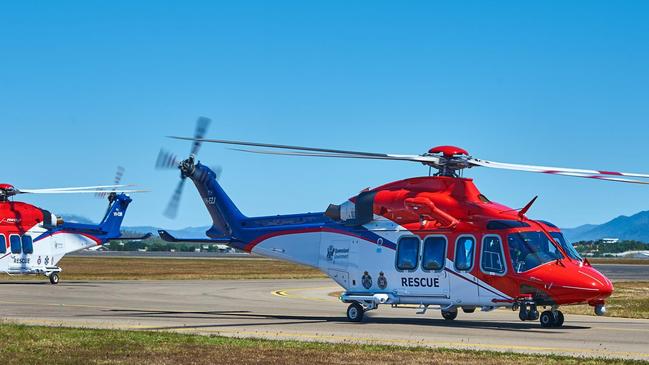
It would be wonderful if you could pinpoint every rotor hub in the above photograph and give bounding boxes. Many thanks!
[424,146,472,177]
[428,146,469,158]
[0,184,17,201]
[179,156,196,178]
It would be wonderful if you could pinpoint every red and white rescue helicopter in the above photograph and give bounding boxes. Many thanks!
[0,173,146,284]
[157,118,648,327]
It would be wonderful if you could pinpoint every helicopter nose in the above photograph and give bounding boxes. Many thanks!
[581,266,614,299]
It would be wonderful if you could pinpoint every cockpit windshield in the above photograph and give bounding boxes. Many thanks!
[550,232,582,261]
[508,232,563,273]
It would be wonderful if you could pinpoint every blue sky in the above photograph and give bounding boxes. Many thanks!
[1,1,648,230]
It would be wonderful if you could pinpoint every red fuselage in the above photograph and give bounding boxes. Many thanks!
[364,176,613,306]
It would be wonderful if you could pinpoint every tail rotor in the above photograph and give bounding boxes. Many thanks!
[157,117,222,219]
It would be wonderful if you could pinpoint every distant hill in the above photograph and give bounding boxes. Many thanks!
[563,211,649,243]
[125,225,212,237]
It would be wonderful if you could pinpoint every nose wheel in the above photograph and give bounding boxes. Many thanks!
[540,310,564,328]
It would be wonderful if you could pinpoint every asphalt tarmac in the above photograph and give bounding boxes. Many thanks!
[0,279,648,360]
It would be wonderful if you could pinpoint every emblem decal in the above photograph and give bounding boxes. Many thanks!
[378,271,387,289]
[362,271,372,289]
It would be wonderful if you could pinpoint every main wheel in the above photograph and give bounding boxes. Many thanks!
[441,310,458,321]
[346,302,364,322]
[49,273,60,285]
[553,311,564,327]
[462,307,476,313]
[540,311,554,328]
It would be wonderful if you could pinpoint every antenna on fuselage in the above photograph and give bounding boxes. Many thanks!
[518,196,539,219]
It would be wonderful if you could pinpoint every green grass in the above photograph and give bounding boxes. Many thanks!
[0,323,643,365]
[3,257,325,281]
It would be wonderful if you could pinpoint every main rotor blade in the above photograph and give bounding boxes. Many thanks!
[19,189,147,194]
[229,148,441,164]
[169,137,442,164]
[190,117,211,157]
[469,158,649,181]
[19,184,133,193]
[164,178,186,219]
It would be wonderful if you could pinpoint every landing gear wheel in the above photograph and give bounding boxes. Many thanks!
[441,310,458,321]
[347,302,364,322]
[519,307,529,321]
[553,311,564,327]
[49,273,59,285]
[540,311,554,328]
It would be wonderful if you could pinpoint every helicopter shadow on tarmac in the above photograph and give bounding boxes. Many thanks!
[76,308,589,334]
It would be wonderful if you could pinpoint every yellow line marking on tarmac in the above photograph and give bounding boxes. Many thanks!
[271,286,340,302]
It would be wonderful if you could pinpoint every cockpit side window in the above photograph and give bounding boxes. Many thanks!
[0,234,6,254]
[508,232,563,273]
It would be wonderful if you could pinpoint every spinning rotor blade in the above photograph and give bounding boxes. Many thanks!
[229,148,439,163]
[212,165,223,180]
[19,184,132,193]
[156,149,180,169]
[169,135,649,185]
[97,166,126,198]
[164,178,186,219]
[170,137,442,165]
[19,189,146,194]
[468,158,649,184]
[190,117,211,157]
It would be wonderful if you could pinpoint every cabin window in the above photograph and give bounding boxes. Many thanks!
[22,235,33,254]
[10,235,21,254]
[481,235,506,275]
[454,236,475,271]
[396,236,420,271]
[0,234,6,254]
[508,232,563,273]
[422,236,446,271]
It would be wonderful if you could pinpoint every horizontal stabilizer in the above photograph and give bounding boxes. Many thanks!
[112,232,152,241]
[158,230,233,244]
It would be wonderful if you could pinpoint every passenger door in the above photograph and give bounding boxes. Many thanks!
[478,234,508,298]
[8,234,30,272]
[450,235,479,300]
[394,236,449,298]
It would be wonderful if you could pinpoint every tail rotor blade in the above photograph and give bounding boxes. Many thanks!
[190,117,211,157]
[156,149,179,170]
[114,166,125,185]
[164,178,186,219]
[212,166,223,180]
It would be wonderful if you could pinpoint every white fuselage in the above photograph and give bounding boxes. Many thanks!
[0,223,99,275]
[249,216,512,309]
